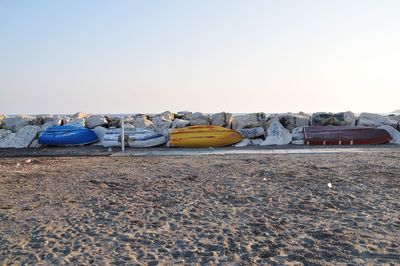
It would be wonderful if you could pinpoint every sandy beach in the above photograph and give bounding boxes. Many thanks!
[0,150,399,265]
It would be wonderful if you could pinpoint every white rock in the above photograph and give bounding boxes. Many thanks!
[292,140,305,145]
[41,118,62,130]
[379,125,400,144]
[0,114,5,126]
[225,113,233,129]
[154,121,172,133]
[260,120,292,145]
[172,119,190,128]
[133,116,154,129]
[356,113,397,128]
[65,118,86,127]
[159,111,174,121]
[85,115,108,128]
[234,138,251,147]
[312,111,356,126]
[231,113,266,130]
[73,112,88,118]
[250,138,264,146]
[238,127,265,138]
[3,116,34,132]
[29,139,42,148]
[211,112,226,127]
[0,129,12,139]
[190,112,211,125]
[279,112,310,131]
[291,127,305,141]
[92,126,108,140]
[0,125,41,148]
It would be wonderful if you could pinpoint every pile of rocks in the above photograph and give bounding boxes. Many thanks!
[0,111,399,148]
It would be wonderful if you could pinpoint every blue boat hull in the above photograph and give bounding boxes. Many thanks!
[38,126,99,146]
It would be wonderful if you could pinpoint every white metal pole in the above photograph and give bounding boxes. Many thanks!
[121,117,125,152]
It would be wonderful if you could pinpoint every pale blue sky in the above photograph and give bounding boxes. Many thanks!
[1,0,399,115]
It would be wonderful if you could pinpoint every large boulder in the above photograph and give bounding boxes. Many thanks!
[260,120,292,145]
[29,139,42,148]
[33,115,55,126]
[356,113,397,128]
[231,113,266,130]
[238,127,265,138]
[92,126,108,140]
[0,115,5,127]
[151,112,174,131]
[291,127,305,141]
[41,118,62,130]
[133,115,154,129]
[0,125,41,148]
[172,119,190,128]
[106,116,121,128]
[85,115,108,128]
[312,111,356,126]
[175,111,192,120]
[279,112,310,132]
[159,111,174,121]
[73,112,88,119]
[3,116,34,132]
[65,118,86,127]
[379,125,400,144]
[211,112,226,127]
[190,112,211,125]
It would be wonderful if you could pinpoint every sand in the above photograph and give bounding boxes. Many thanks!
[0,151,399,265]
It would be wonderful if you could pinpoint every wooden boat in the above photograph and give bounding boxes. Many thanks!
[304,126,392,145]
[101,128,166,148]
[38,126,99,146]
[169,125,244,148]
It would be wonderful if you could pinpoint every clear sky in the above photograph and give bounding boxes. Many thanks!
[1,0,399,115]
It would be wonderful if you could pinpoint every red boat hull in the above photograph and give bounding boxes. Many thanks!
[304,126,392,145]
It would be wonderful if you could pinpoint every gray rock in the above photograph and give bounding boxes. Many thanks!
[357,112,397,128]
[211,112,226,127]
[176,111,192,120]
[225,113,233,129]
[379,125,400,144]
[65,118,85,127]
[231,113,266,130]
[159,111,174,121]
[279,112,310,131]
[0,129,12,139]
[153,121,172,133]
[29,139,42,148]
[312,111,356,126]
[260,120,292,145]
[292,140,305,145]
[190,112,211,125]
[3,116,34,132]
[172,119,190,128]
[85,115,108,128]
[33,114,55,126]
[41,118,62,130]
[250,138,264,146]
[291,127,305,141]
[0,125,41,148]
[133,115,154,129]
[238,127,265,138]
[72,112,88,118]
[92,126,108,140]
[234,139,251,147]
[0,114,4,127]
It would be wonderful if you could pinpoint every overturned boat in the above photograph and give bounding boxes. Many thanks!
[101,128,166,148]
[38,126,99,146]
[304,126,392,145]
[169,125,243,148]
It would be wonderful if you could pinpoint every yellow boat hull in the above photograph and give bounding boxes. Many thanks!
[169,125,244,148]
